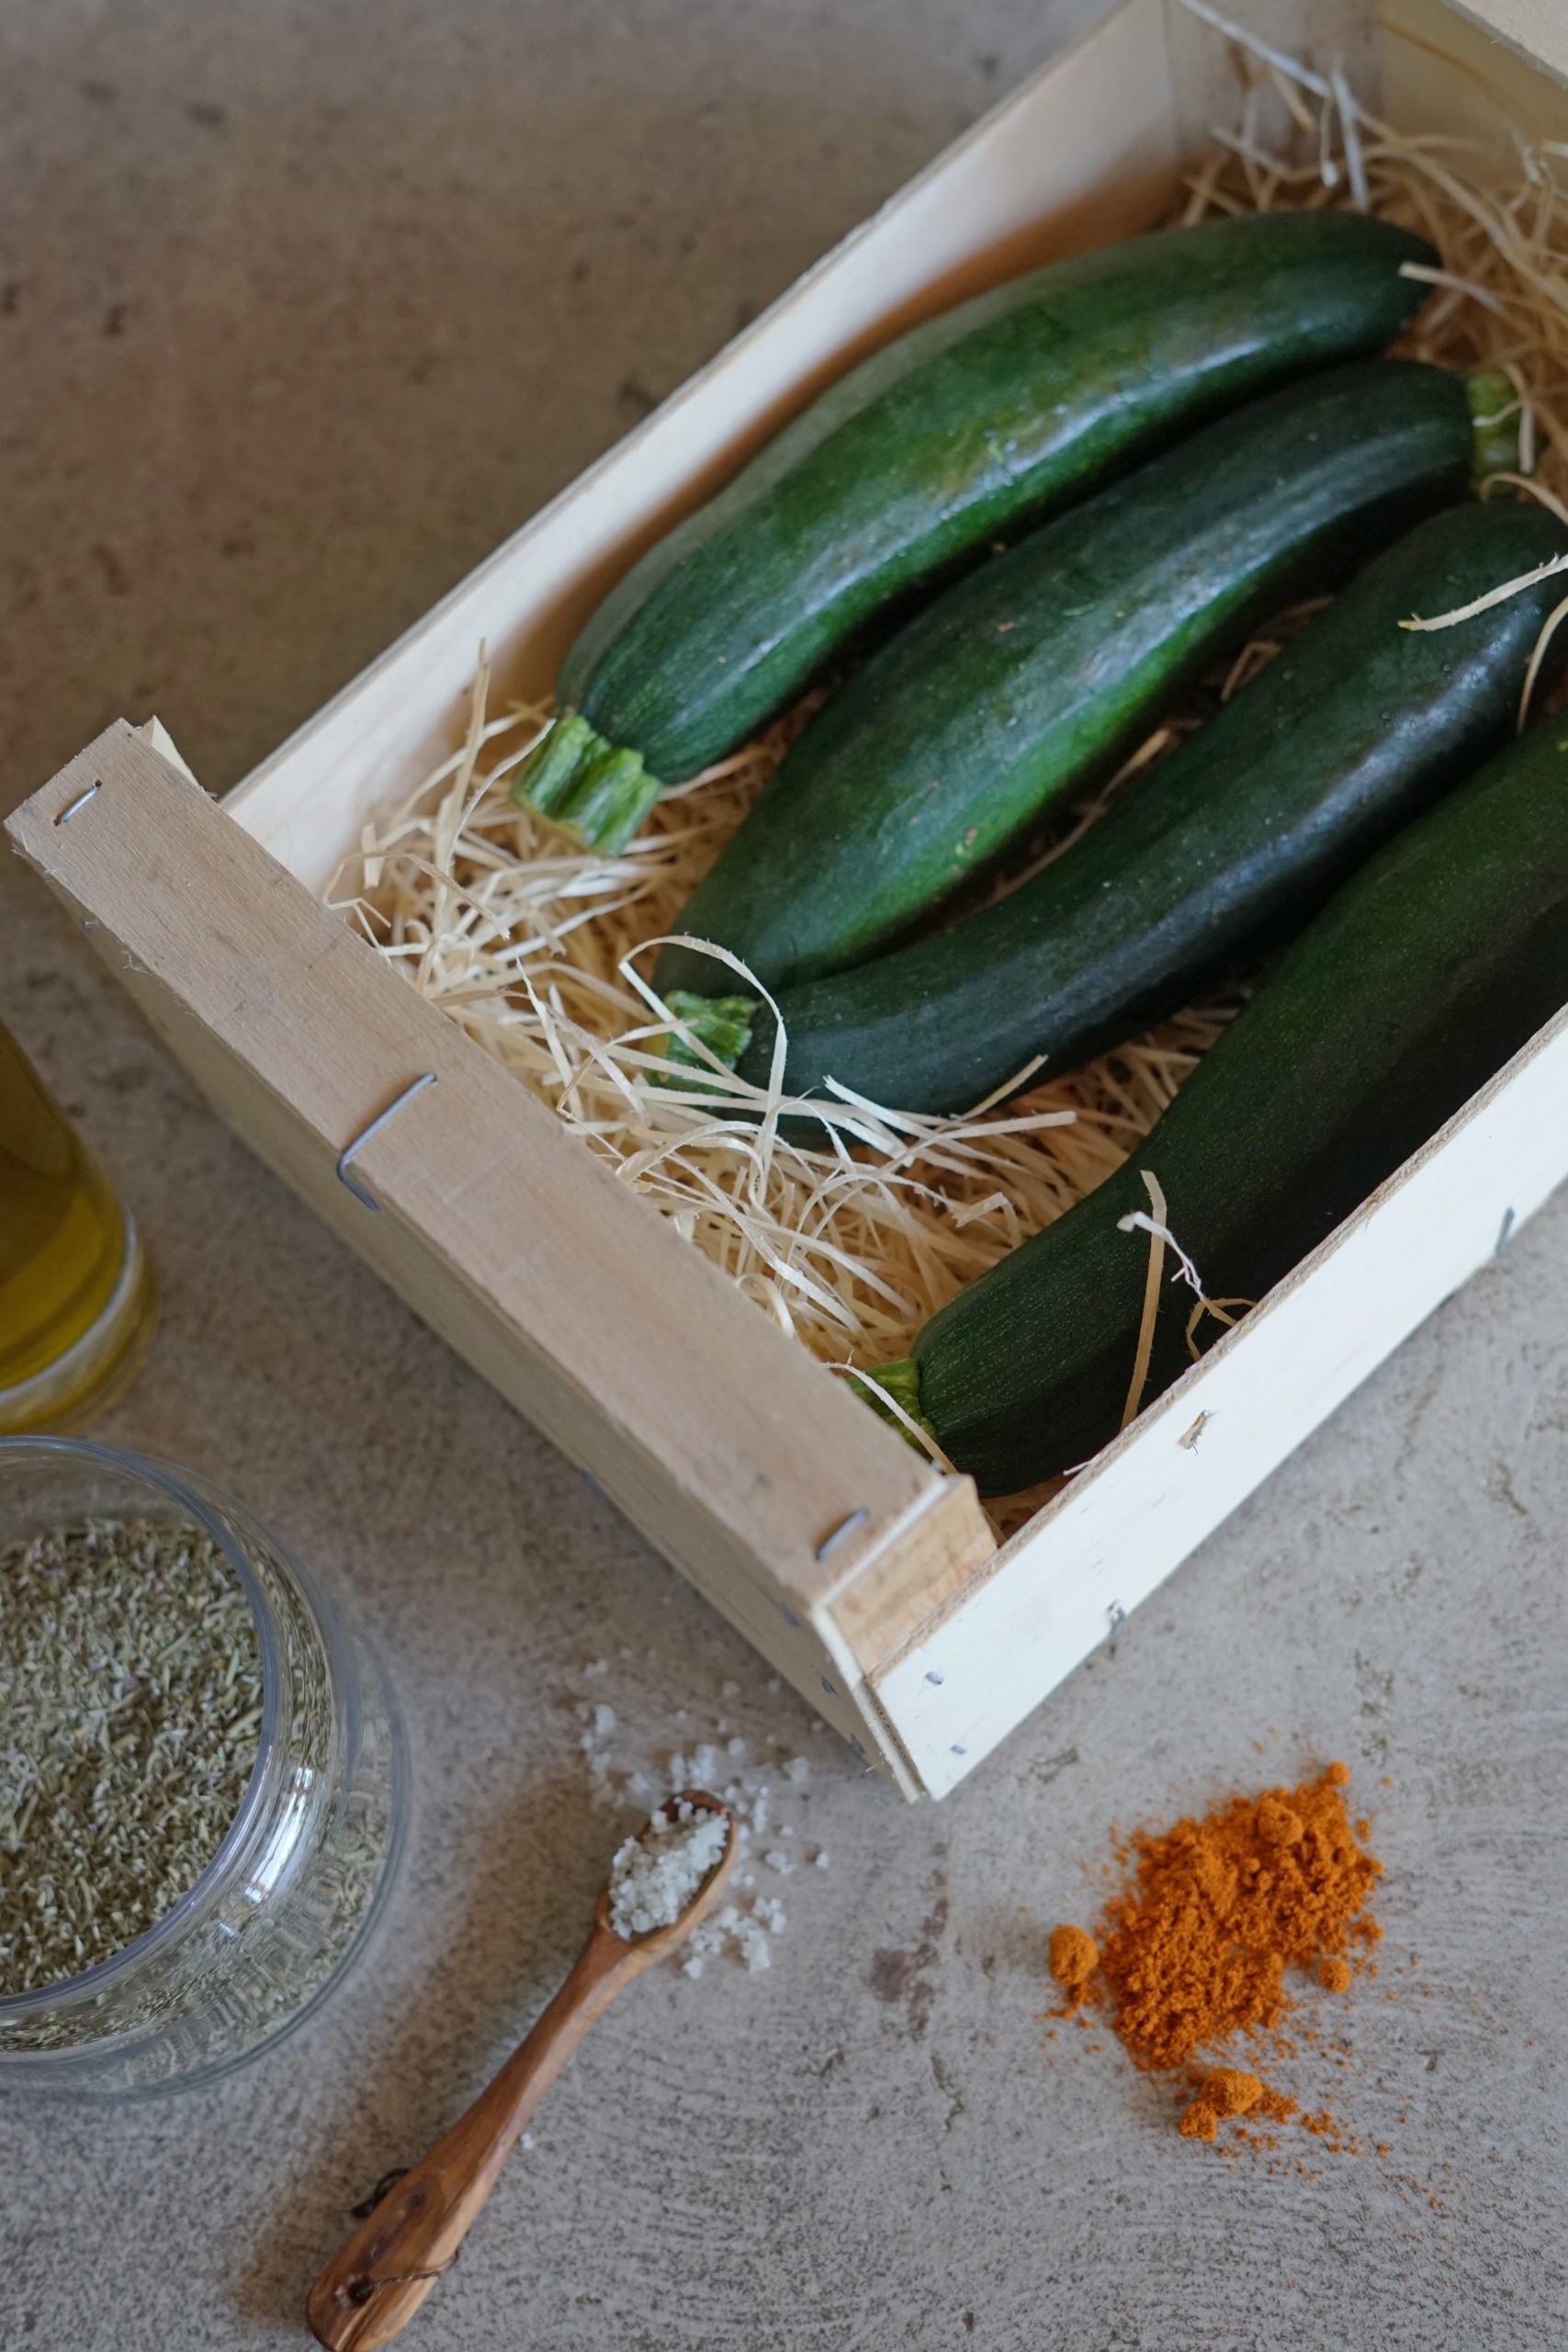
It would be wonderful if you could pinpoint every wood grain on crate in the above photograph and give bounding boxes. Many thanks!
[5,725,998,1790]
[1440,0,1568,83]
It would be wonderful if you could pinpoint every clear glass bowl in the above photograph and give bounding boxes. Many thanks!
[0,1437,407,2095]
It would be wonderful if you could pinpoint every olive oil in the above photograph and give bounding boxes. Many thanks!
[0,1022,156,1430]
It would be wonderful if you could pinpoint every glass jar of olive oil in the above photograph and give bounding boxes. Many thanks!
[0,1021,157,1434]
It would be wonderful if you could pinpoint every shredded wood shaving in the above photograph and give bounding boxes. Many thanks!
[1119,1171,1171,1432]
[1400,549,1568,630]
[1520,588,1568,728]
[327,18,1568,1532]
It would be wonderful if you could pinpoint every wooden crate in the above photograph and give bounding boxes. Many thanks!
[10,0,1567,1797]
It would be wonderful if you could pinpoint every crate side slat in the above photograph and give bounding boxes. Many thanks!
[6,725,1002,1786]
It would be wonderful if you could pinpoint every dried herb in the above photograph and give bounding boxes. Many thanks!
[0,1516,263,1996]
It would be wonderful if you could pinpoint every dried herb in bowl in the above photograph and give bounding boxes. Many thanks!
[0,1516,263,1996]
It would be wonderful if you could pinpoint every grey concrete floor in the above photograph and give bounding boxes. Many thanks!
[2,4,1565,2346]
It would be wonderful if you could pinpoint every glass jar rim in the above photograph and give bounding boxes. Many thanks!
[0,1434,283,2014]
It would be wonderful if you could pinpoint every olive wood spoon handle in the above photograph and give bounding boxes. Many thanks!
[307,1793,738,2351]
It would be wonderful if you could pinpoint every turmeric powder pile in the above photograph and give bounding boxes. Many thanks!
[1048,1762,1382,2143]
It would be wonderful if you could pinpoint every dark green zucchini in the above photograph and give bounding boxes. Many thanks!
[513,210,1438,847]
[864,718,1568,1495]
[655,358,1483,1000]
[728,497,1568,1114]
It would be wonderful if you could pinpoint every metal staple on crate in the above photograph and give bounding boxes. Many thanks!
[336,1073,437,1211]
[54,780,102,826]
[814,1507,869,1562]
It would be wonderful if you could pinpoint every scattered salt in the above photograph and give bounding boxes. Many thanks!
[521,2132,536,2151]
[582,1659,609,1679]
[567,1681,826,1983]
[736,1919,772,1972]
[722,1681,741,1699]
[767,1678,783,1695]
[608,1802,728,1939]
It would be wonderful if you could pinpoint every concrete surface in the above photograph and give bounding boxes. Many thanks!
[2,5,1565,2346]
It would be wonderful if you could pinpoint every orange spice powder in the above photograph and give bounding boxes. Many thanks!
[1052,1762,1381,2143]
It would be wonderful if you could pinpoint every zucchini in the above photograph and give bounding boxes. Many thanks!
[865,718,1568,1495]
[730,497,1568,1114]
[514,210,1438,848]
[655,357,1481,1000]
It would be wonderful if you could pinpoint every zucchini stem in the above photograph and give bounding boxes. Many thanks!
[655,990,757,1090]
[1467,368,1523,483]
[852,1358,937,1451]
[512,712,662,852]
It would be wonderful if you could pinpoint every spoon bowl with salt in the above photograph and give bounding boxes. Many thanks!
[307,1792,739,2351]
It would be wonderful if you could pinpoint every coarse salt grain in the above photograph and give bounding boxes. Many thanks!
[608,1802,728,1940]
[784,1756,810,1785]
[736,1918,772,1973]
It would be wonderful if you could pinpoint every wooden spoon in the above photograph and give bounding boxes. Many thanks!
[307,1792,739,2350]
